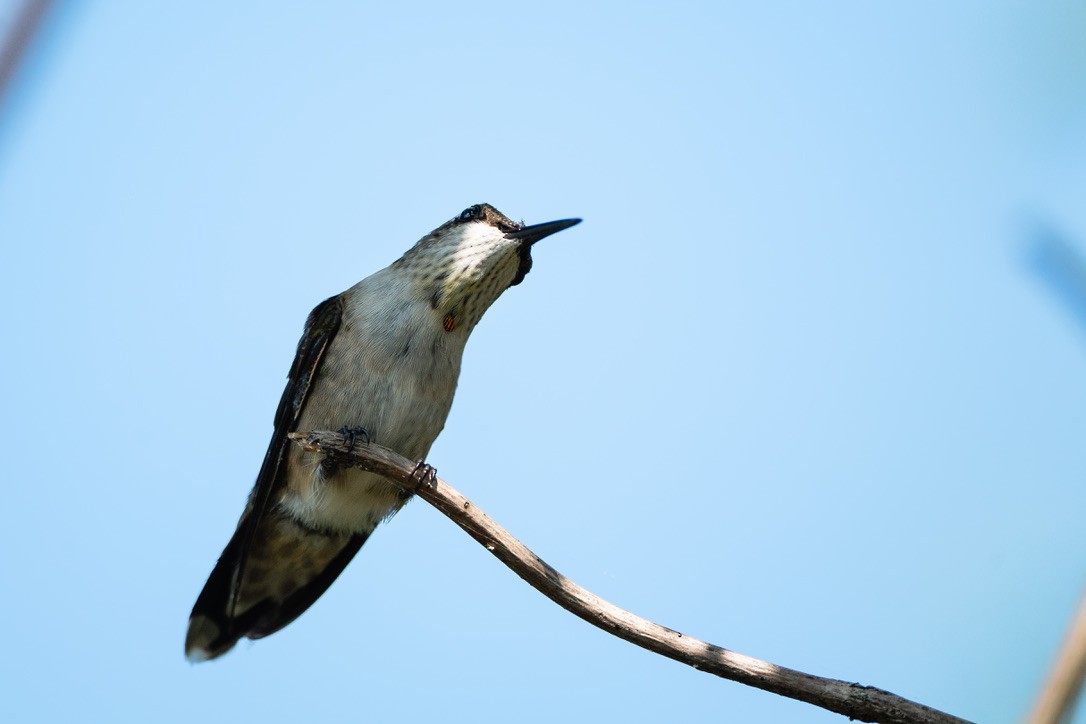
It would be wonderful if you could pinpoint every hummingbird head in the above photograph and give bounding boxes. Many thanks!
[396,203,580,333]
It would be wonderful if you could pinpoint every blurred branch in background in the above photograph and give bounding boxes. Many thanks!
[1029,222,1086,335]
[1026,221,1086,723]
[0,0,52,109]
[1030,585,1086,724]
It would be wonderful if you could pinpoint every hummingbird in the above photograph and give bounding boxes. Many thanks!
[186,203,580,661]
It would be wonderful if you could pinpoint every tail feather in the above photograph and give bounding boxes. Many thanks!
[186,511,367,662]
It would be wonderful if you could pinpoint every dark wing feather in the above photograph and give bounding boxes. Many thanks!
[229,293,345,614]
[187,295,343,651]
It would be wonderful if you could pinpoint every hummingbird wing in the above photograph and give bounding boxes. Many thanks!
[186,294,366,661]
[244,293,346,577]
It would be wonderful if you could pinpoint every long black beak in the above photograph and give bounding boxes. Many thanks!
[505,217,581,244]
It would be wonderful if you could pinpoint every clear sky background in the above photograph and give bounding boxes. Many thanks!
[1,2,1085,722]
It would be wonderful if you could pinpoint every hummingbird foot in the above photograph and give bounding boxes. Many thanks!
[409,460,438,492]
[323,426,370,472]
[337,425,371,461]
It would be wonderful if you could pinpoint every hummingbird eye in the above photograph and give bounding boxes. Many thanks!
[458,205,483,222]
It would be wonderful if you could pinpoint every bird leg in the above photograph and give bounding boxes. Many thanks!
[338,425,371,451]
[320,426,371,473]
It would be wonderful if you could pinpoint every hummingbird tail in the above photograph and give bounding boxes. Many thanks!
[185,510,367,662]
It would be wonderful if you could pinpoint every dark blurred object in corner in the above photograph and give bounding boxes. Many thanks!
[0,0,52,108]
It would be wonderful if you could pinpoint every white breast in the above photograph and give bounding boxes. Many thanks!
[279,269,467,533]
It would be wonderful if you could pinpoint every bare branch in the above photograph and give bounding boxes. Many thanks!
[289,430,973,724]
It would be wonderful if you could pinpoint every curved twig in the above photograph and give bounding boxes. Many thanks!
[289,430,973,724]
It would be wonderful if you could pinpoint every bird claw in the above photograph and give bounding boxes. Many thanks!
[338,425,370,452]
[334,426,370,469]
[409,460,437,492]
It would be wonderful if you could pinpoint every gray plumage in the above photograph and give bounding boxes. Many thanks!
[186,204,579,661]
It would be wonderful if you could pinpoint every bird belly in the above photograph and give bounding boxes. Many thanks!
[280,463,406,534]
[279,340,457,534]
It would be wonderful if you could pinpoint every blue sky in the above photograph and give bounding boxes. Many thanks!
[2,2,1085,722]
